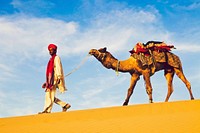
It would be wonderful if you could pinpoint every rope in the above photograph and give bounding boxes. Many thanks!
[65,54,90,77]
[115,60,120,76]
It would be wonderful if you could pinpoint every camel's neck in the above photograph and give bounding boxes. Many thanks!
[105,56,135,73]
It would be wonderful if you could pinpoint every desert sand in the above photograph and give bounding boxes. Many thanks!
[1,100,200,133]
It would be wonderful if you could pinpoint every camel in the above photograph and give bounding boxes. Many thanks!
[89,47,194,105]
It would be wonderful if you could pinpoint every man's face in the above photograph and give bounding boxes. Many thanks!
[49,48,56,56]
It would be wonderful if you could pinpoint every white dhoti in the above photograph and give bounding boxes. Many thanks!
[43,85,67,113]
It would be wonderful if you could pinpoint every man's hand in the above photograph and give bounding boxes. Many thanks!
[45,88,50,92]
[56,79,60,84]
[42,83,46,88]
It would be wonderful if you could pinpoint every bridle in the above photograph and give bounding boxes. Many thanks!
[96,50,106,61]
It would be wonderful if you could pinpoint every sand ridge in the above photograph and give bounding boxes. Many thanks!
[1,100,200,133]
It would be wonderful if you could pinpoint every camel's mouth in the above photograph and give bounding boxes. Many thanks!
[88,51,93,55]
[89,49,97,55]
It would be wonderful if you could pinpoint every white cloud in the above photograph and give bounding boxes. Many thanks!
[0,64,17,82]
[0,6,174,61]
[172,2,200,10]
[176,44,200,52]
[0,16,78,58]
[0,16,80,92]
[60,8,172,55]
[11,0,55,15]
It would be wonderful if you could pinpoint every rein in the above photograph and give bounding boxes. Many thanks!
[115,60,120,76]
[65,54,90,77]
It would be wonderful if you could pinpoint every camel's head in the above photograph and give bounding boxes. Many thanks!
[89,47,106,55]
[89,47,107,61]
[89,47,116,69]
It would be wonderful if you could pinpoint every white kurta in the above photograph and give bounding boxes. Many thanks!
[43,55,67,113]
[53,56,67,93]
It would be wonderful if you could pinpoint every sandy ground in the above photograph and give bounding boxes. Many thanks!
[1,100,200,133]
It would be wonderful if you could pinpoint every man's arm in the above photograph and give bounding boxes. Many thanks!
[54,56,63,83]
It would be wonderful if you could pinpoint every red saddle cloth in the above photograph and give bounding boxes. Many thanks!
[154,45,175,51]
[129,42,175,55]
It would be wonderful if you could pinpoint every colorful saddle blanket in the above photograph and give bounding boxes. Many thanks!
[131,51,181,69]
[129,41,180,69]
[129,41,175,55]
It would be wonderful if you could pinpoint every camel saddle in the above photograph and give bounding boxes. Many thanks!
[129,41,175,55]
[130,41,180,71]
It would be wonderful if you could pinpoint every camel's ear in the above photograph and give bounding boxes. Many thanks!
[98,47,107,52]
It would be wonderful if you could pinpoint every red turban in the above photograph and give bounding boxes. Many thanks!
[48,44,57,50]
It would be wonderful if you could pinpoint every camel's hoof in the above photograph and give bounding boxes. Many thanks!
[149,100,153,103]
[123,102,128,106]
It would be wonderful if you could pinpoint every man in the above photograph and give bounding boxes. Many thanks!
[39,44,71,114]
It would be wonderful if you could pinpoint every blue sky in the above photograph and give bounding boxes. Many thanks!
[0,0,200,118]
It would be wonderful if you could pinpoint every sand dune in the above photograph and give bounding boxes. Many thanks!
[1,100,200,133]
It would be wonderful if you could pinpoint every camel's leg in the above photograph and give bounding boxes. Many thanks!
[143,72,153,103]
[123,74,140,106]
[174,68,194,100]
[164,69,175,102]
